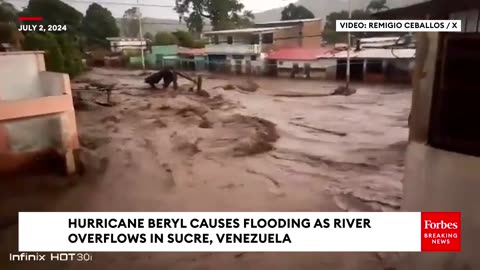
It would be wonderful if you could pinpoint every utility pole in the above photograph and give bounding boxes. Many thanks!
[346,0,352,90]
[137,0,145,70]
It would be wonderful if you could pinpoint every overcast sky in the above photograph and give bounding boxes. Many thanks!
[11,0,297,19]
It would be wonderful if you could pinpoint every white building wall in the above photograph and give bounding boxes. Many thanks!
[278,59,336,69]
[277,59,337,79]
[0,52,43,101]
[110,40,147,53]
[0,52,63,152]
[399,32,480,270]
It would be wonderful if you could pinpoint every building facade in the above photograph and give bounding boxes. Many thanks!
[202,18,324,75]
[106,37,147,54]
[266,47,336,79]
[377,1,480,269]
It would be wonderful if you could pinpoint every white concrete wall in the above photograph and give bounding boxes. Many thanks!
[399,32,479,270]
[400,143,480,270]
[216,34,252,44]
[0,52,43,101]
[205,44,260,55]
[0,52,64,153]
[277,59,337,79]
[278,59,336,69]
[39,71,68,96]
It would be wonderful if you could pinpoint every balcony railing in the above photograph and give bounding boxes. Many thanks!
[205,44,261,55]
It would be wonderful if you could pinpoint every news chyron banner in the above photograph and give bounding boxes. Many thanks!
[336,20,462,32]
[18,212,461,252]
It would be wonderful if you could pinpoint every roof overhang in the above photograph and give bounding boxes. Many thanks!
[373,0,480,19]
[203,26,294,36]
[372,1,432,19]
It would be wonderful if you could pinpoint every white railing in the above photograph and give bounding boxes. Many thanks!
[205,44,261,55]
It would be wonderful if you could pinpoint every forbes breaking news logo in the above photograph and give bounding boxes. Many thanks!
[421,212,461,252]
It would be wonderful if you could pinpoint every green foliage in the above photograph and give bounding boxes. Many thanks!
[173,30,195,47]
[367,0,389,13]
[192,39,207,48]
[281,4,315,21]
[55,34,83,76]
[122,7,140,38]
[143,32,153,41]
[20,0,85,77]
[185,12,203,33]
[175,0,252,31]
[20,0,83,33]
[154,32,178,45]
[83,3,119,48]
[323,6,374,44]
[24,33,65,73]
[0,0,17,23]
[231,10,255,28]
[0,1,22,48]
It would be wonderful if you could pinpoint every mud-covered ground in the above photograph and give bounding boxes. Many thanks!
[0,68,411,270]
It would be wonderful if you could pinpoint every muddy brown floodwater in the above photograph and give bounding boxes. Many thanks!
[0,68,411,270]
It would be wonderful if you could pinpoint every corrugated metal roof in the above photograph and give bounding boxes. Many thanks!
[203,26,293,35]
[359,37,401,43]
[255,18,322,25]
[106,37,146,41]
[267,47,334,61]
[318,48,416,59]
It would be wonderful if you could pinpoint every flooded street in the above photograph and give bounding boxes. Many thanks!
[0,68,411,270]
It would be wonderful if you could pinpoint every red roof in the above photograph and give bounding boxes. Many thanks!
[178,47,206,56]
[266,47,333,61]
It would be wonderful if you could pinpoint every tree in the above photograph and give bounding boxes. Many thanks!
[154,32,178,45]
[143,32,153,41]
[0,1,23,49]
[21,0,84,76]
[231,10,255,28]
[175,0,253,31]
[24,33,65,72]
[122,7,140,38]
[56,34,83,76]
[173,30,195,47]
[185,12,203,33]
[192,39,207,48]
[367,0,389,13]
[323,9,372,44]
[0,0,17,22]
[281,4,315,21]
[0,23,24,48]
[20,0,83,34]
[82,3,119,48]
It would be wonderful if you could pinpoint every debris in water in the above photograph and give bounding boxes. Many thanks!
[199,119,213,129]
[79,134,111,150]
[274,87,356,98]
[224,115,279,157]
[101,115,121,124]
[214,84,236,90]
[246,169,280,188]
[152,119,167,128]
[332,86,357,96]
[176,105,209,117]
[274,93,331,98]
[235,80,259,92]
[289,122,347,137]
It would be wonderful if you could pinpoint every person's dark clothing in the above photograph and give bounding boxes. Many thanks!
[145,69,178,89]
